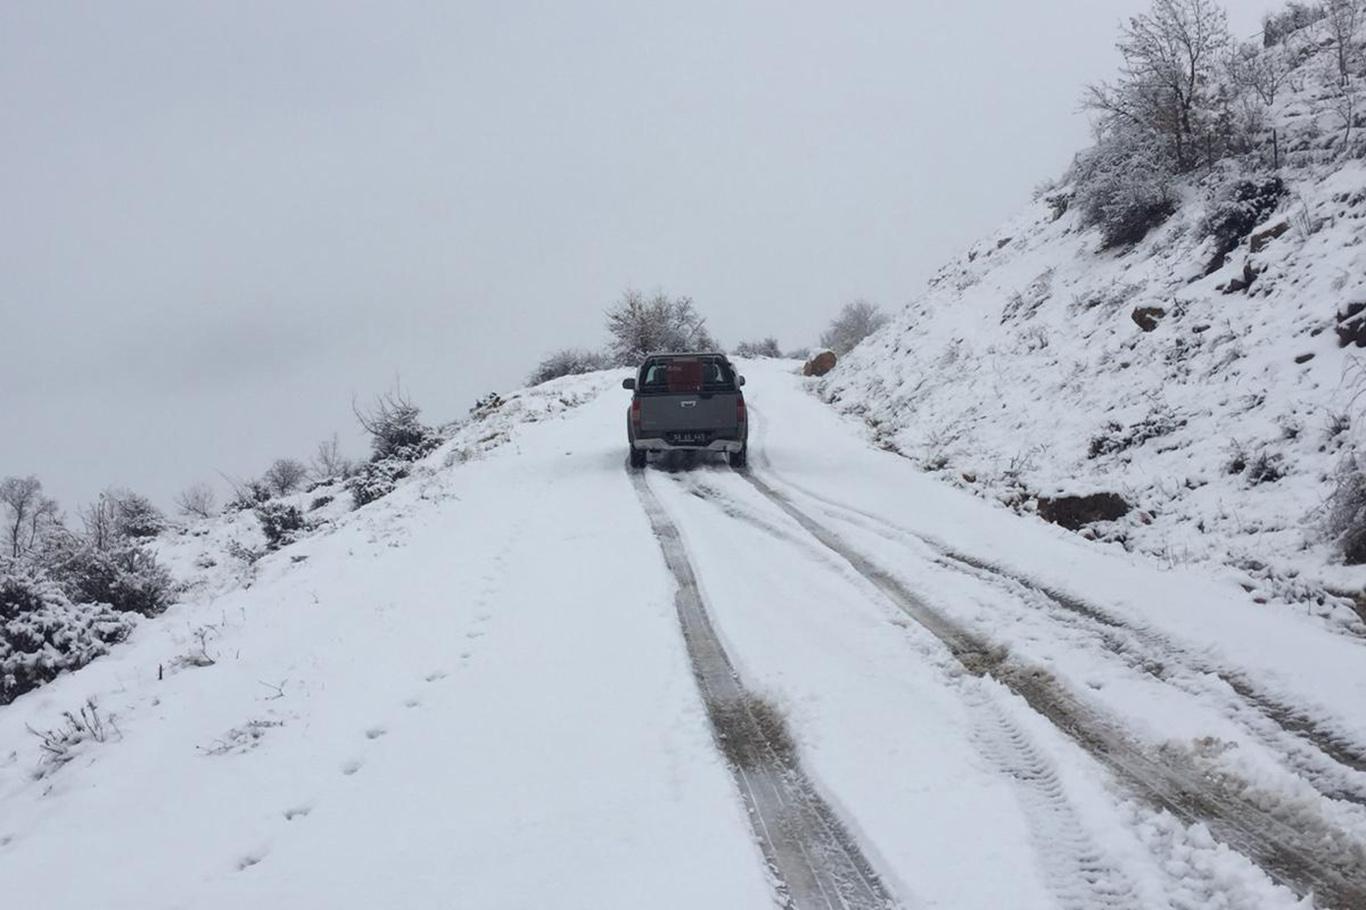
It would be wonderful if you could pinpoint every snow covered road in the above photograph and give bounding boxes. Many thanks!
[3,360,1366,908]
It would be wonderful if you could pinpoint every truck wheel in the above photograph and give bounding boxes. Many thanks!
[729,446,748,469]
[630,447,648,469]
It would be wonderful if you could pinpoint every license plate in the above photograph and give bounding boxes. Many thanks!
[673,433,706,444]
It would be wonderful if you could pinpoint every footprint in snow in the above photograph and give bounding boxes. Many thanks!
[365,727,387,740]
[283,804,313,821]
[340,759,363,776]
[237,851,266,871]
[403,698,421,708]
[424,670,448,682]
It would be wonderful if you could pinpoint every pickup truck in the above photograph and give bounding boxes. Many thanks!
[623,353,748,469]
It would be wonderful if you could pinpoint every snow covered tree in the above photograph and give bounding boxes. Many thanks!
[353,387,439,462]
[820,300,888,355]
[1,475,61,560]
[1085,0,1233,173]
[82,489,164,549]
[605,290,716,366]
[262,458,309,497]
[1072,123,1178,248]
[1322,0,1364,87]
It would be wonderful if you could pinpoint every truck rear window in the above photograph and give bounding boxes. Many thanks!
[640,358,735,393]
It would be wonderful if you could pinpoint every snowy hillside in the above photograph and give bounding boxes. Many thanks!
[3,360,1366,908]
[822,17,1366,626]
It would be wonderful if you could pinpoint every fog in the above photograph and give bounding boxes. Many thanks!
[0,0,1278,510]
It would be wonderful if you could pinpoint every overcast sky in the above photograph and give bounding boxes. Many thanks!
[1,0,1277,511]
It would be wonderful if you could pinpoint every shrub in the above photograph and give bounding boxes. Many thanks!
[174,483,217,519]
[346,458,410,508]
[226,478,272,513]
[1071,124,1177,249]
[45,539,175,617]
[254,502,305,550]
[354,388,440,462]
[1200,176,1286,272]
[733,338,782,358]
[1,567,136,705]
[820,300,888,355]
[528,348,610,385]
[1327,455,1366,563]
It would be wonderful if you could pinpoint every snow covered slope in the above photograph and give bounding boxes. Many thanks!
[3,360,1366,909]
[822,66,1366,624]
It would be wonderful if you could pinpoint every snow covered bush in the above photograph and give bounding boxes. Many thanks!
[820,300,888,355]
[226,478,272,513]
[605,289,716,365]
[346,458,410,508]
[1326,454,1366,563]
[528,348,609,385]
[354,388,440,462]
[0,567,135,705]
[1071,124,1177,248]
[254,502,305,550]
[733,337,782,358]
[45,538,175,618]
[1200,175,1286,270]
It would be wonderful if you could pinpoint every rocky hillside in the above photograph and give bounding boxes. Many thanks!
[821,9,1366,629]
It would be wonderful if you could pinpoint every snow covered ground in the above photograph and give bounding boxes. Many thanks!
[821,48,1366,623]
[3,360,1365,908]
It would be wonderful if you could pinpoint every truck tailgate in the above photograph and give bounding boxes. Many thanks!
[639,393,740,432]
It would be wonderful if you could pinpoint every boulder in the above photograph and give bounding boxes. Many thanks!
[1131,306,1166,332]
[1336,302,1366,348]
[1037,492,1131,531]
[802,350,838,377]
[1249,220,1290,253]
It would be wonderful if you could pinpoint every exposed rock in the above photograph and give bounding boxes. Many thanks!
[1037,492,1131,531]
[1336,302,1366,348]
[1249,220,1290,253]
[1222,261,1260,294]
[1131,306,1167,332]
[802,350,838,377]
[1295,352,1315,364]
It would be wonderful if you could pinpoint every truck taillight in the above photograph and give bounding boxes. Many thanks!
[631,398,642,425]
[736,398,746,422]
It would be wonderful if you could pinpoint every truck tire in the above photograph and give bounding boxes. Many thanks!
[729,446,747,469]
[630,447,648,469]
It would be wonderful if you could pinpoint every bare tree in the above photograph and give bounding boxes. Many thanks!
[174,483,218,519]
[1229,39,1295,107]
[262,459,310,497]
[1322,0,1364,86]
[605,289,716,366]
[310,434,353,481]
[820,300,888,355]
[1085,0,1232,172]
[1,475,60,559]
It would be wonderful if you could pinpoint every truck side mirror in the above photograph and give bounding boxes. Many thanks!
[738,375,746,386]
[622,378,636,390]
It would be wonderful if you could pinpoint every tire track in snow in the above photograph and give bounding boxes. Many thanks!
[736,467,1366,909]
[630,468,900,910]
[671,471,1144,910]
[769,473,1366,809]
